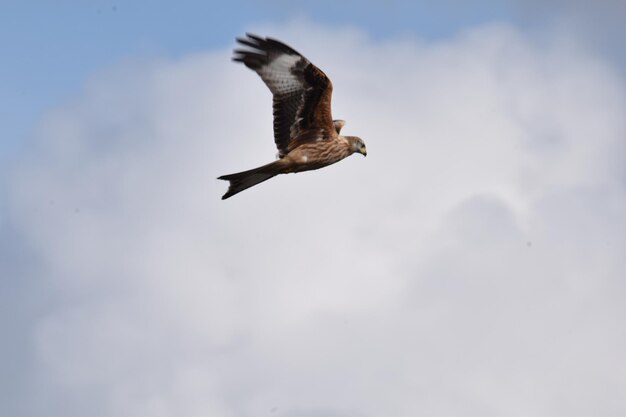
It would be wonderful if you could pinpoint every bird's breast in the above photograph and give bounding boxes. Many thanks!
[285,139,351,173]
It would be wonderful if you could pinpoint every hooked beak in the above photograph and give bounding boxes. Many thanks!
[360,147,367,157]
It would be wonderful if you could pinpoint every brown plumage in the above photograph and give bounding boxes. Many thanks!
[218,34,367,199]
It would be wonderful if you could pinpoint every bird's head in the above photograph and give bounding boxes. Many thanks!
[346,136,367,157]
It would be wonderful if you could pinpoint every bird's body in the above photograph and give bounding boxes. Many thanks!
[282,136,354,172]
[219,34,366,199]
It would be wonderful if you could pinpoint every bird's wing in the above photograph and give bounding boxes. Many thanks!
[233,34,335,157]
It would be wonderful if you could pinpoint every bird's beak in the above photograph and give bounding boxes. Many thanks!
[361,147,367,157]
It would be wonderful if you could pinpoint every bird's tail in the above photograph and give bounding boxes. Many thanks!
[218,161,282,199]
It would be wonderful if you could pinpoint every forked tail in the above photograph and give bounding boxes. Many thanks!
[218,161,281,199]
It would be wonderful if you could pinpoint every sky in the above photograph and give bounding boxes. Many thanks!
[1,1,626,416]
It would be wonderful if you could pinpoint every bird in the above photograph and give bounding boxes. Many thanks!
[218,34,367,199]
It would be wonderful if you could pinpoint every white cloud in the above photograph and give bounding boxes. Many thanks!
[4,21,626,416]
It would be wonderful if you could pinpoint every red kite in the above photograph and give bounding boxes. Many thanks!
[219,34,366,199]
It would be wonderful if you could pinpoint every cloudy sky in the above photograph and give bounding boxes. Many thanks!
[2,1,626,416]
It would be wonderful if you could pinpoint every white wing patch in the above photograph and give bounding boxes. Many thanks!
[258,53,303,96]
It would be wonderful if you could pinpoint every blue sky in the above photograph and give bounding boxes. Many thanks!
[1,0,519,158]
[4,0,624,160]
[2,1,626,416]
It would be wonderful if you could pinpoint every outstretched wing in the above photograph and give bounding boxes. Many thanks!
[233,34,335,157]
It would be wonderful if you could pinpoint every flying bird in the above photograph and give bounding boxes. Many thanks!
[218,34,367,199]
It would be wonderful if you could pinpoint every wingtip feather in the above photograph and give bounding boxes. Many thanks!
[245,33,264,41]
[236,38,261,49]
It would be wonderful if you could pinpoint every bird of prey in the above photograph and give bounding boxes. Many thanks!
[218,34,367,199]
